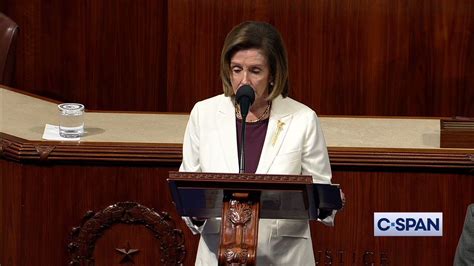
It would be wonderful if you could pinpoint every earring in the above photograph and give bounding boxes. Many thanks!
[270,81,274,86]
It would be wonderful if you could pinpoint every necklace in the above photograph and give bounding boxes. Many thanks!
[235,101,271,123]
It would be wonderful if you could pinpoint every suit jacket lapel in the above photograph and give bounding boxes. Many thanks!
[256,96,293,174]
[216,97,239,173]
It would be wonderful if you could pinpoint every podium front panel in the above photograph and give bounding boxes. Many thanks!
[172,187,309,219]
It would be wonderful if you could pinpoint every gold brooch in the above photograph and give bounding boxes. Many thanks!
[272,120,285,146]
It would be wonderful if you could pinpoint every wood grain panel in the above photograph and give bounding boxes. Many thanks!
[0,160,199,265]
[4,0,168,111]
[0,160,22,266]
[3,0,474,114]
[311,170,474,265]
[167,0,474,116]
[1,158,472,265]
[2,133,473,169]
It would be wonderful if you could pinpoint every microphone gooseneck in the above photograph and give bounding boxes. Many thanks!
[235,85,255,173]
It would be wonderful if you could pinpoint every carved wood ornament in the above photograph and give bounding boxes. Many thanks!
[35,145,55,161]
[218,191,260,266]
[0,139,11,156]
[115,242,140,264]
[68,202,185,265]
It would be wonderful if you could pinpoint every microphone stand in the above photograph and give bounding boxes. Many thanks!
[235,85,255,174]
[239,113,247,174]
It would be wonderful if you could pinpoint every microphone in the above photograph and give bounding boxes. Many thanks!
[235,85,255,119]
[235,85,255,173]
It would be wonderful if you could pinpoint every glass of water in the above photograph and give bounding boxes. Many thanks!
[58,103,85,138]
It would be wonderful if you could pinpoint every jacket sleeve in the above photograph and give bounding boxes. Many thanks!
[179,103,201,172]
[179,103,206,233]
[179,103,222,235]
[301,111,332,184]
[182,217,206,235]
[301,111,336,226]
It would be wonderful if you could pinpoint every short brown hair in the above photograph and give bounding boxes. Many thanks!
[220,21,290,100]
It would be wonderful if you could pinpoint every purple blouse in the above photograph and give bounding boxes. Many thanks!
[236,118,269,173]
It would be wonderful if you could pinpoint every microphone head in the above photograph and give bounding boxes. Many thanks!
[235,85,255,118]
[235,85,255,105]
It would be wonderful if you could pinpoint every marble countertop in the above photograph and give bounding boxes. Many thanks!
[1,87,442,149]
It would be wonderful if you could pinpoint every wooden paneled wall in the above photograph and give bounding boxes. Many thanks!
[1,155,473,265]
[2,0,168,111]
[3,0,474,116]
[0,159,199,265]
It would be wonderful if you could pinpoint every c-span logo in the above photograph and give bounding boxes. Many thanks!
[374,212,443,236]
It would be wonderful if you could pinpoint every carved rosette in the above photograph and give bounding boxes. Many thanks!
[228,199,252,225]
[224,246,249,264]
[68,202,185,265]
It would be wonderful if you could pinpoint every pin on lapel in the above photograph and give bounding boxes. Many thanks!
[272,120,285,146]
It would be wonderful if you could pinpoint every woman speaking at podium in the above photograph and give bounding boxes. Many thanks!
[180,21,333,265]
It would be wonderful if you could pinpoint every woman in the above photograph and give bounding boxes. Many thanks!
[180,21,333,265]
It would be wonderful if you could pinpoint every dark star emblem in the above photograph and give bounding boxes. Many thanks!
[115,242,140,264]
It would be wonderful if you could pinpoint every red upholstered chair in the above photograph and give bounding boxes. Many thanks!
[0,13,19,86]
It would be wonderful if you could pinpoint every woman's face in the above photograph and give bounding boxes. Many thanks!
[230,49,272,103]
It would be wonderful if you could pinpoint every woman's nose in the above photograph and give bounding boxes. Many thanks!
[241,71,250,84]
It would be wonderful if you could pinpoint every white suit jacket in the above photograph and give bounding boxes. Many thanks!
[180,94,332,265]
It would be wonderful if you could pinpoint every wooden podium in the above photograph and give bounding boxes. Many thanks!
[167,171,342,265]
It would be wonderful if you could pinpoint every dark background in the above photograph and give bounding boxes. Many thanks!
[2,0,473,116]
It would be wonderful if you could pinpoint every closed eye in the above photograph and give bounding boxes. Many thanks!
[231,66,242,74]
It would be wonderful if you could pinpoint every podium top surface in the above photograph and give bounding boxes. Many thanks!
[0,87,450,149]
